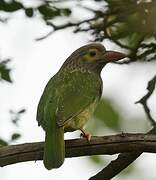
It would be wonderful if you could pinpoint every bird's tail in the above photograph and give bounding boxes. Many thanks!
[43,102,65,170]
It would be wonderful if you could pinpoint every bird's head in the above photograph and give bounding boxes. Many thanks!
[61,43,126,74]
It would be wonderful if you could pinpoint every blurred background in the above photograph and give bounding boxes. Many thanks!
[0,0,156,179]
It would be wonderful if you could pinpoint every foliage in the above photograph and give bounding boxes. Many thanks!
[0,0,156,179]
[0,59,12,83]
[0,108,25,146]
[94,98,121,131]
[9,108,26,126]
[0,0,71,20]
[0,0,155,62]
[0,138,8,146]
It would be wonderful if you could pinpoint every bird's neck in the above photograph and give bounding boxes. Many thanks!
[61,61,105,77]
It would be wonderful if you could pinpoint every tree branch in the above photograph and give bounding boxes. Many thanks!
[35,17,97,41]
[89,128,156,180]
[90,152,141,180]
[2,133,156,167]
[90,74,156,180]
[135,75,156,126]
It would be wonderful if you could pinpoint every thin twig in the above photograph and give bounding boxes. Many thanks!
[36,17,97,41]
[90,75,156,180]
[135,75,156,126]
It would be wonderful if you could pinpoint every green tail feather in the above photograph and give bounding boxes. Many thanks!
[43,98,65,170]
[44,126,65,170]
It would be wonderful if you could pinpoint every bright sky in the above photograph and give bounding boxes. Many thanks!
[0,7,156,180]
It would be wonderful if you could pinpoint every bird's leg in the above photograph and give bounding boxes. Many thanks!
[79,128,91,141]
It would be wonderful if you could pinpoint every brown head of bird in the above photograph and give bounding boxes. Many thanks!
[61,43,126,74]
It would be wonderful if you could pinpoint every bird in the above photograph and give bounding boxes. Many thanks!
[36,43,125,170]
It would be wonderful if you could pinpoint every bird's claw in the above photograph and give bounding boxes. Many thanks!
[80,129,91,141]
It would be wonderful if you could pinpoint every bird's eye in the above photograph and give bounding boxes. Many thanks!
[89,51,96,57]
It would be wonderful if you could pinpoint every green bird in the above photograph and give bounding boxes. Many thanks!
[36,43,125,170]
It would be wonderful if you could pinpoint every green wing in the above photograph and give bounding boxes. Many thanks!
[37,70,102,129]
[36,75,55,129]
[36,74,65,170]
[56,70,102,127]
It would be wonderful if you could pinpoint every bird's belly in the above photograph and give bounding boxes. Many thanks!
[64,99,98,132]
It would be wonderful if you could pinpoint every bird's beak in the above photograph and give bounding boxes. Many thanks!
[101,51,126,63]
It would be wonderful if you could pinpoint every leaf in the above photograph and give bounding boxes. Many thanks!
[18,108,26,114]
[11,118,19,125]
[90,155,104,166]
[94,98,121,131]
[38,5,59,20]
[61,8,71,16]
[38,4,71,20]
[0,138,8,146]
[25,8,34,17]
[10,108,26,126]
[0,60,12,83]
[0,67,12,82]
[0,0,23,12]
[11,133,21,141]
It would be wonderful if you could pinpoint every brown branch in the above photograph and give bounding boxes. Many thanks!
[135,75,156,126]
[1,133,156,167]
[90,75,156,180]
[90,152,141,180]
[35,17,97,41]
[89,128,156,180]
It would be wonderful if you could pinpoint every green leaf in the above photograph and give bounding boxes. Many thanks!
[125,32,143,49]
[11,133,21,141]
[38,5,60,20]
[25,8,34,17]
[0,0,23,12]
[0,60,12,83]
[38,4,71,20]
[0,67,12,82]
[0,138,8,146]
[94,98,121,131]
[90,155,104,165]
[61,8,71,16]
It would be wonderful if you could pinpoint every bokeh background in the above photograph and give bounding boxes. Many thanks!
[0,0,156,179]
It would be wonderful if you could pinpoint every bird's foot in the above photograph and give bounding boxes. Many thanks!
[80,128,91,141]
